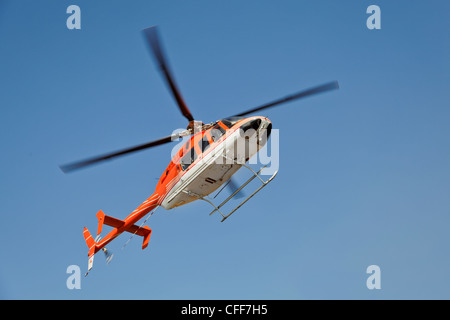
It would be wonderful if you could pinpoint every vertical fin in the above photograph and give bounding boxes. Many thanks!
[83,227,96,276]
[96,210,105,235]
[141,226,152,250]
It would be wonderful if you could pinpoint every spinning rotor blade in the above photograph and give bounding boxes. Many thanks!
[60,135,177,173]
[142,26,194,122]
[213,178,245,199]
[232,81,339,117]
[227,178,245,199]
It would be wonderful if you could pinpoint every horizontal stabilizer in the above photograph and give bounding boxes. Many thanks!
[96,210,152,250]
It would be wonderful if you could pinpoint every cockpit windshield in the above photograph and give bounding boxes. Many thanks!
[220,116,244,128]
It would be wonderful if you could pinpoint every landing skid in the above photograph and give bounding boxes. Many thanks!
[184,162,278,222]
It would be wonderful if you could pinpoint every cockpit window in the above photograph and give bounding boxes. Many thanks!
[210,124,226,142]
[180,147,198,171]
[221,116,244,128]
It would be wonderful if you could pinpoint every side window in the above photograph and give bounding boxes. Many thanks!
[198,135,211,153]
[180,147,198,171]
[210,125,226,142]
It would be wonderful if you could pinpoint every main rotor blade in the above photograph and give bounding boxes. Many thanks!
[232,81,339,117]
[142,26,194,122]
[60,135,175,173]
[227,178,245,199]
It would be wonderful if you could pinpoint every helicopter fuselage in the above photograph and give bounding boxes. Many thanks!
[156,116,272,209]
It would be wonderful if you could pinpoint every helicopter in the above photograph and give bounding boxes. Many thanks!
[60,26,339,275]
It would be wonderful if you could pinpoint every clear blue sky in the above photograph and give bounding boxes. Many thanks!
[0,0,449,299]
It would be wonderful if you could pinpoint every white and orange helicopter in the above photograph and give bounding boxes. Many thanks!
[60,26,339,275]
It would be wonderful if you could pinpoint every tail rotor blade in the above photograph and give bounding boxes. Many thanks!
[228,178,245,199]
